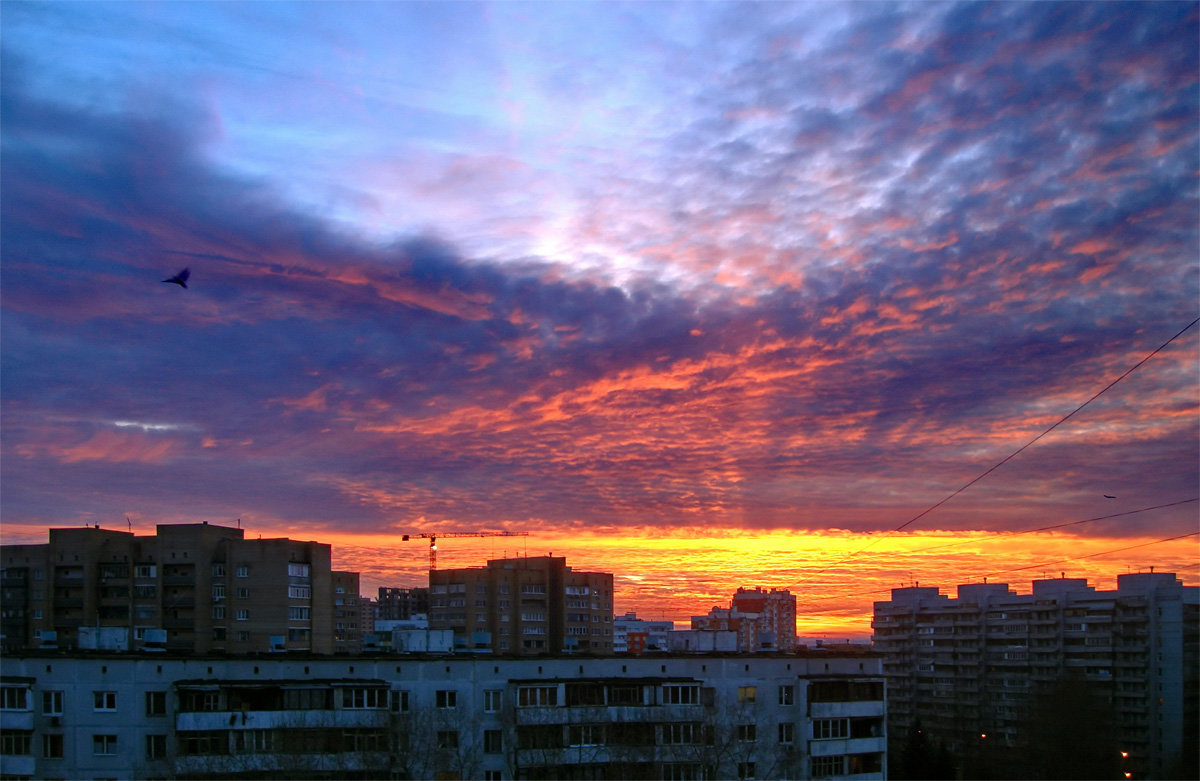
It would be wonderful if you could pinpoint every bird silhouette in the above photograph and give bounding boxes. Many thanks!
[1104,495,1116,499]
[162,268,190,288]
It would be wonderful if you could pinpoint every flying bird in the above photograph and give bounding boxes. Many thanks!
[162,268,190,288]
[1104,495,1117,499]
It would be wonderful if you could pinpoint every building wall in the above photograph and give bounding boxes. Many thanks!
[430,556,614,655]
[0,653,886,781]
[872,572,1199,779]
[1,524,345,656]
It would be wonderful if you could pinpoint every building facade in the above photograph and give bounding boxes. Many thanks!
[1,524,348,655]
[614,612,675,653]
[872,572,1199,779]
[429,556,614,655]
[692,588,798,653]
[0,653,886,780]
[377,586,429,621]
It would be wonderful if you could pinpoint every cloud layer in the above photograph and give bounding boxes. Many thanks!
[2,2,1197,570]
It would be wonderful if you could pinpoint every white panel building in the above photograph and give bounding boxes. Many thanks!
[0,653,886,780]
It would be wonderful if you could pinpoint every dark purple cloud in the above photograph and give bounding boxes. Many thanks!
[1,3,1196,547]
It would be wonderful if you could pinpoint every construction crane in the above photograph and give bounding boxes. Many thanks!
[402,531,528,570]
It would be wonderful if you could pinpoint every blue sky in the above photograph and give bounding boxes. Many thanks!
[2,1,1197,569]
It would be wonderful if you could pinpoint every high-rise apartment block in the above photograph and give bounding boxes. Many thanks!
[429,556,614,654]
[873,572,1199,778]
[1,523,356,655]
[692,587,797,652]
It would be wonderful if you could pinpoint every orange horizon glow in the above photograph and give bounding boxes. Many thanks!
[12,520,1187,640]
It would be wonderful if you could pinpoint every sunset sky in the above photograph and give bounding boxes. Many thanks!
[2,1,1197,635]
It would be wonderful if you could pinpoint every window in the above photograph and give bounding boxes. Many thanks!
[212,583,225,600]
[146,734,167,759]
[518,685,557,707]
[391,690,410,713]
[288,585,311,599]
[811,755,845,777]
[814,718,849,740]
[437,730,459,749]
[236,565,249,578]
[737,724,757,742]
[135,564,156,578]
[663,764,704,780]
[236,631,250,642]
[778,684,795,705]
[484,689,502,712]
[42,733,64,758]
[737,686,757,703]
[211,563,225,577]
[436,690,457,709]
[146,691,167,716]
[288,606,310,621]
[1,687,28,710]
[485,771,503,781]
[233,608,248,621]
[568,724,604,747]
[662,723,699,745]
[42,690,63,715]
[237,587,251,599]
[1,732,31,755]
[484,729,502,754]
[93,691,117,711]
[663,683,700,705]
[342,687,386,709]
[288,563,311,578]
[738,762,756,780]
[93,734,118,755]
[288,628,310,643]
[778,723,794,744]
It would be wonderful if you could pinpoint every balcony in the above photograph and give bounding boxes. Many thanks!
[177,709,389,732]
[163,576,196,587]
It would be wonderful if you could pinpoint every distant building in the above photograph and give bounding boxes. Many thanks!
[376,586,429,621]
[668,628,739,653]
[0,652,887,780]
[614,612,674,653]
[0,523,350,655]
[693,587,797,652]
[331,570,362,654]
[429,555,614,654]
[873,572,1199,779]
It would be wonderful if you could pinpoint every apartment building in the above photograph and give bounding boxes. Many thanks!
[614,612,675,653]
[0,653,886,780]
[692,588,797,652]
[872,572,1199,779]
[377,586,429,621]
[0,523,348,655]
[429,556,614,655]
[331,571,362,654]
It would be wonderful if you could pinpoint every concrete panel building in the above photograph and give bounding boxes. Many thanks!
[0,653,886,780]
[429,556,614,655]
[1,523,347,655]
[873,571,1199,778]
[692,587,797,653]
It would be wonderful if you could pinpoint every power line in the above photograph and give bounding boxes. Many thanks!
[825,497,1198,564]
[788,316,1200,589]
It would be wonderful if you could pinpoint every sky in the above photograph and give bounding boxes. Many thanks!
[2,1,1197,634]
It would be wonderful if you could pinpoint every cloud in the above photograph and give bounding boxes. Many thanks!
[1,2,1196,548]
